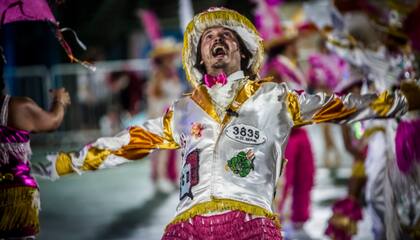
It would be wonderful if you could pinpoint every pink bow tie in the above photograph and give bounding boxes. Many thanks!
[203,72,227,88]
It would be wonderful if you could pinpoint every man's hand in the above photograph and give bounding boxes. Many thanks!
[50,88,71,108]
[400,81,420,111]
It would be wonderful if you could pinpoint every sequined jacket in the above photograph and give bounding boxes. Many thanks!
[48,78,407,225]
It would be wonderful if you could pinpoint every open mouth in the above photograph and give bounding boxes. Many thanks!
[211,44,228,57]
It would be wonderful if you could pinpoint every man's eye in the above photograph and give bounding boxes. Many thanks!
[223,32,232,37]
[205,34,213,39]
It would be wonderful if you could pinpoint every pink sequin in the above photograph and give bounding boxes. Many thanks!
[162,211,282,240]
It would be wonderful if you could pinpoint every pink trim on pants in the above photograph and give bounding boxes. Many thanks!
[278,128,315,223]
[162,211,282,240]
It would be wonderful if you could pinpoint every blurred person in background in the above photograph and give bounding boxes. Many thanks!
[99,104,124,137]
[257,2,315,237]
[147,38,183,193]
[107,70,146,117]
[307,39,349,179]
[262,33,315,240]
[325,78,370,240]
[0,47,71,239]
[320,4,420,239]
[77,48,108,129]
[100,70,146,136]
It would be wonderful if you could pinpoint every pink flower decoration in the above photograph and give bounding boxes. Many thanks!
[191,123,204,138]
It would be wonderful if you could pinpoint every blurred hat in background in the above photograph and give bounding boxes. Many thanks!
[150,38,182,59]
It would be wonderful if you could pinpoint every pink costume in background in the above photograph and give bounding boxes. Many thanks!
[0,95,39,238]
[278,128,315,223]
[262,55,315,225]
[307,52,348,91]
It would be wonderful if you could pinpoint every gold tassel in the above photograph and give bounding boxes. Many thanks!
[286,92,312,126]
[362,126,386,139]
[370,91,394,117]
[0,187,40,234]
[329,213,358,236]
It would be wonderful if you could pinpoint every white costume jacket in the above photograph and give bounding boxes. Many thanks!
[49,75,407,225]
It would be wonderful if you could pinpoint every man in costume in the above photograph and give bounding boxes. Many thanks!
[39,8,416,239]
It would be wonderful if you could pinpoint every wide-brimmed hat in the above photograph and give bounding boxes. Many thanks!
[150,38,182,59]
[183,7,264,88]
[262,22,299,51]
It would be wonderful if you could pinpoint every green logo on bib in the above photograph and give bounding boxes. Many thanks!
[227,150,255,177]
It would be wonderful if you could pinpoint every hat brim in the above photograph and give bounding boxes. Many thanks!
[150,46,181,59]
[263,34,298,51]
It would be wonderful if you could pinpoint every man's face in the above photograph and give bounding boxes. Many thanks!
[199,27,242,75]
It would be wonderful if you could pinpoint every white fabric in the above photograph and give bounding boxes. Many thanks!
[1,95,10,126]
[327,43,414,92]
[364,121,388,237]
[172,82,292,214]
[206,71,246,117]
[0,142,32,165]
[43,77,408,218]
[93,129,131,151]
[178,0,194,33]
[170,82,407,216]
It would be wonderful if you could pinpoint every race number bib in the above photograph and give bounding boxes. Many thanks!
[225,124,266,145]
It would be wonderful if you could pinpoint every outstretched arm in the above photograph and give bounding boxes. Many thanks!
[9,88,71,132]
[39,108,179,180]
[285,86,408,127]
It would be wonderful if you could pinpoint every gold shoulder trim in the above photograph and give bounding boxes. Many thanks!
[370,91,394,117]
[191,85,221,123]
[286,92,311,127]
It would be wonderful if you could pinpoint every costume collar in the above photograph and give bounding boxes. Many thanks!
[227,70,245,83]
[191,75,274,124]
[205,71,246,119]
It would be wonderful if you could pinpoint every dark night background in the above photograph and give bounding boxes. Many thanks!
[1,0,262,67]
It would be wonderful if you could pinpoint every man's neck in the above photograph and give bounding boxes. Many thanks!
[206,67,240,77]
[204,70,245,118]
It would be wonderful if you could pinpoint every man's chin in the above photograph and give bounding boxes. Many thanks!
[212,57,229,65]
[212,62,227,69]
